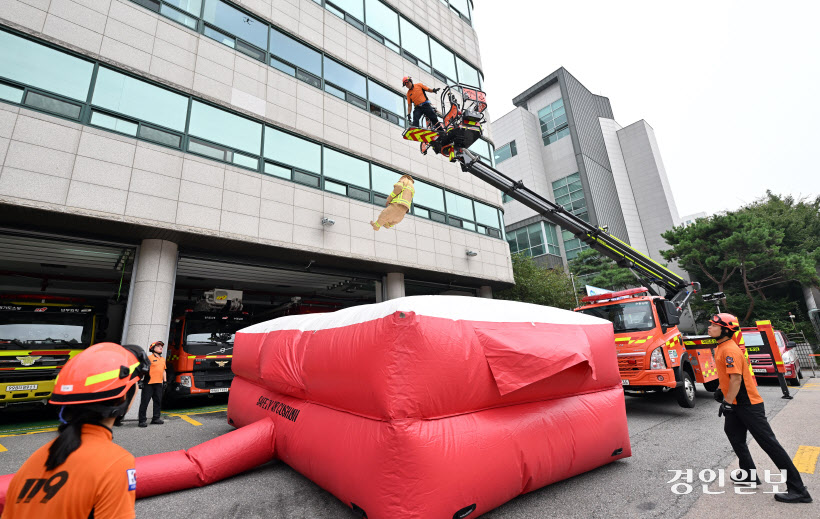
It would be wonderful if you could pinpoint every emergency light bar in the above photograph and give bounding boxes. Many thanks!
[580,287,649,304]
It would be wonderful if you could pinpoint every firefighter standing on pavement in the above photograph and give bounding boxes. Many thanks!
[1,343,149,519]
[138,341,167,428]
[403,76,442,130]
[709,313,812,503]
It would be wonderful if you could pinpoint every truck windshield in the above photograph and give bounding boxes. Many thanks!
[742,332,763,346]
[184,319,240,356]
[579,301,656,333]
[0,312,91,350]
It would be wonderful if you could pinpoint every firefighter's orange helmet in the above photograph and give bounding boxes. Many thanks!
[710,313,740,333]
[402,76,412,87]
[50,343,150,405]
[150,340,164,353]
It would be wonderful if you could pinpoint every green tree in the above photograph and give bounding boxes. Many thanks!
[496,253,578,310]
[568,249,637,292]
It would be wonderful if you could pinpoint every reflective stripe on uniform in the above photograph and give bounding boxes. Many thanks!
[85,361,139,386]
[390,184,415,209]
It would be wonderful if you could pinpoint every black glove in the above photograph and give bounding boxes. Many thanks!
[162,382,167,392]
[713,388,723,402]
[718,400,734,417]
[432,88,440,93]
[138,380,144,390]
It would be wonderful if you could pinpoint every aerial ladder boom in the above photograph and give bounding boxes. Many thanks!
[455,148,698,308]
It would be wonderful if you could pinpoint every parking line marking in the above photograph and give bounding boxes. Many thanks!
[793,446,820,474]
[0,443,7,452]
[0,427,59,439]
[166,413,202,426]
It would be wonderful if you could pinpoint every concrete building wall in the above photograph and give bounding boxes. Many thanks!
[0,0,513,284]
[617,120,681,267]
[599,117,649,255]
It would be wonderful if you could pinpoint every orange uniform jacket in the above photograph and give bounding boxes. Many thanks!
[2,424,136,519]
[147,353,166,385]
[406,83,434,112]
[715,338,764,405]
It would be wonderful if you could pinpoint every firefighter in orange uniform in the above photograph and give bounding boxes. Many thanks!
[709,313,812,503]
[403,76,441,130]
[371,174,415,231]
[138,341,167,427]
[2,343,149,519]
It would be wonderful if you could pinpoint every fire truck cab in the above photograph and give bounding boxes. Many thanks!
[576,288,720,408]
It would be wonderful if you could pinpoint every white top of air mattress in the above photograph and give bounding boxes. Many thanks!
[240,295,607,334]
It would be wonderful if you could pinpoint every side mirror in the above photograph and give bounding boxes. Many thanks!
[663,301,681,326]
[786,341,797,350]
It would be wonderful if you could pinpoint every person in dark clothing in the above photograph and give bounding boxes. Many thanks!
[403,76,441,130]
[709,313,812,504]
[138,341,167,427]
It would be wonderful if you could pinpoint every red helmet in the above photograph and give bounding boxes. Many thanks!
[402,76,413,87]
[710,313,740,333]
[50,343,149,405]
[150,340,164,353]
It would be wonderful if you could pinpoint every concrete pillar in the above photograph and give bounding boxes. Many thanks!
[374,280,383,303]
[385,273,405,300]
[479,286,493,299]
[123,239,177,421]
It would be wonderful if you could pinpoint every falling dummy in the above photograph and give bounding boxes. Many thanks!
[371,174,415,230]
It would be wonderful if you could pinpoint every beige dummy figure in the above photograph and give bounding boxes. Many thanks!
[371,174,415,230]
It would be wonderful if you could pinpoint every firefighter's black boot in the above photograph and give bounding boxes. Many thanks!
[774,486,812,503]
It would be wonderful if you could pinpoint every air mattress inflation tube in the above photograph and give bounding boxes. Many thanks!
[0,417,275,512]
[227,295,632,518]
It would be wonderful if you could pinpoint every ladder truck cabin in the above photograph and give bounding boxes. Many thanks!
[403,85,718,407]
[166,289,248,401]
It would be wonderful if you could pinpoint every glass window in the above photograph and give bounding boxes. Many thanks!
[413,180,445,212]
[24,91,82,119]
[371,164,399,195]
[324,179,347,195]
[323,58,367,99]
[455,57,479,87]
[202,0,268,50]
[474,201,499,228]
[0,82,24,103]
[332,0,364,20]
[450,0,470,18]
[445,191,474,221]
[189,100,262,155]
[0,31,94,101]
[90,111,138,136]
[139,125,182,148]
[165,0,201,15]
[269,29,322,78]
[399,17,430,65]
[494,141,516,163]
[367,79,403,116]
[264,162,291,179]
[364,0,399,43]
[469,139,492,163]
[263,127,320,174]
[323,148,369,188]
[160,4,198,29]
[430,39,457,82]
[92,67,188,131]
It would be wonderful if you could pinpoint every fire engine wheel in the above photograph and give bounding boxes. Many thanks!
[676,371,696,408]
[703,379,720,392]
[788,373,801,387]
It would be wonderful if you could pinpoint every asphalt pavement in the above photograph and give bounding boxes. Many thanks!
[0,380,816,518]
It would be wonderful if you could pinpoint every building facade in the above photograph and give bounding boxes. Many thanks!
[0,0,509,360]
[493,67,681,271]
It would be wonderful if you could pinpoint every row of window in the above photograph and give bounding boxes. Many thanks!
[306,0,482,86]
[506,222,561,258]
[538,98,569,147]
[0,28,504,239]
[494,140,517,164]
[552,172,589,260]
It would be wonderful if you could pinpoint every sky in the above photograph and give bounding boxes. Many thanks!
[471,0,820,217]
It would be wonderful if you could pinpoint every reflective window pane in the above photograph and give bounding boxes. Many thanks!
[367,79,403,115]
[469,139,492,163]
[264,162,291,179]
[324,179,347,195]
[474,201,499,228]
[202,0,268,49]
[264,127,320,174]
[413,180,445,212]
[371,164,399,195]
[323,148,369,188]
[189,100,262,155]
[138,125,181,148]
[233,152,258,169]
[269,29,322,77]
[456,56,479,87]
[0,82,24,103]
[204,26,234,48]
[93,67,188,131]
[294,170,320,187]
[90,111,138,136]
[24,91,81,119]
[160,4,198,29]
[0,31,94,101]
[445,191,474,221]
[414,207,429,219]
[188,137,228,161]
[323,58,367,98]
[430,39,457,82]
[399,17,430,65]
[332,0,364,20]
[450,0,470,18]
[365,0,399,43]
[165,0,202,15]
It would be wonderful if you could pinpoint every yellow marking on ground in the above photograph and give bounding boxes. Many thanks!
[801,383,820,390]
[165,413,202,426]
[0,443,7,452]
[793,446,820,474]
[0,427,59,439]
